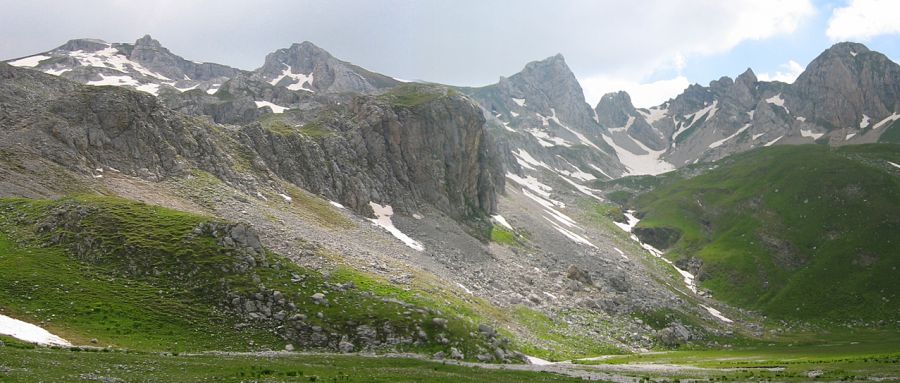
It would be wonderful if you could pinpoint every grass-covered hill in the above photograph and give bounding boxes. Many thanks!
[629,144,900,322]
[0,195,511,360]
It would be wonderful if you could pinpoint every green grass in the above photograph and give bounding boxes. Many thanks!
[0,196,499,357]
[380,84,446,107]
[490,226,517,246]
[510,306,623,361]
[573,329,900,382]
[283,184,354,229]
[631,144,900,321]
[878,119,900,143]
[0,341,584,383]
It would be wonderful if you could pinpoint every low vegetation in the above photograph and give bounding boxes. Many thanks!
[631,144,900,321]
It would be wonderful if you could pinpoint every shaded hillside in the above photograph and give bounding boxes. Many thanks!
[631,144,900,321]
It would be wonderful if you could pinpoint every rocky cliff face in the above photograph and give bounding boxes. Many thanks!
[241,85,503,220]
[127,35,244,82]
[788,42,900,131]
[0,63,502,224]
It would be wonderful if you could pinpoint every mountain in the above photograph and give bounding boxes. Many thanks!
[461,54,626,198]
[2,41,749,363]
[5,35,243,96]
[0,62,500,226]
[626,144,900,321]
[252,41,400,93]
[597,42,900,170]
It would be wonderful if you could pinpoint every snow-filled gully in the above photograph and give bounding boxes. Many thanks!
[613,210,733,323]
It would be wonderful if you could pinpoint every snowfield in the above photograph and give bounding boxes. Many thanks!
[0,314,71,346]
[368,202,424,251]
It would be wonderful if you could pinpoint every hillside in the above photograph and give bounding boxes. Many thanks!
[0,196,515,360]
[629,144,900,321]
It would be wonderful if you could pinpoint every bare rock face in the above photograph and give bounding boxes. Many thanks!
[595,91,666,150]
[1,64,503,226]
[462,53,626,181]
[789,42,900,130]
[0,62,242,186]
[241,85,504,221]
[128,35,243,82]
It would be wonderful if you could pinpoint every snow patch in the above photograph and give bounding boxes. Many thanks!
[512,98,526,107]
[524,355,554,365]
[87,74,139,87]
[615,211,696,293]
[456,283,473,295]
[873,113,900,129]
[329,201,345,209]
[708,124,750,149]
[510,111,519,118]
[368,202,424,251]
[0,314,71,346]
[641,106,669,124]
[506,172,555,200]
[795,116,806,122]
[526,128,572,147]
[800,129,824,140]
[512,149,551,171]
[8,54,51,68]
[69,46,171,81]
[859,114,871,129]
[588,164,612,179]
[846,132,856,140]
[278,193,293,203]
[269,64,315,92]
[752,133,765,140]
[765,93,789,113]
[254,101,289,113]
[549,221,597,248]
[492,214,513,230]
[673,101,718,141]
[613,247,628,260]
[888,161,900,169]
[701,305,734,323]
[601,134,674,176]
[135,83,160,96]
[764,135,783,146]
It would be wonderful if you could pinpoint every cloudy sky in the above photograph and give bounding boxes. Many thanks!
[2,0,899,107]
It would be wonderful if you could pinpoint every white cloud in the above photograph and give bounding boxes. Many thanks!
[757,60,805,83]
[571,0,813,109]
[580,75,691,108]
[827,0,900,41]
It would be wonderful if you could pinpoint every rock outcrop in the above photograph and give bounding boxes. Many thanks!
[241,84,504,220]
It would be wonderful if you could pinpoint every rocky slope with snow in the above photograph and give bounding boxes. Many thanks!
[595,42,900,169]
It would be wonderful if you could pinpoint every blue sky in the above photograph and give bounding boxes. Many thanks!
[665,0,900,90]
[1,0,898,108]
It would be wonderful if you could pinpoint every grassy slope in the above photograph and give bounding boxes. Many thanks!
[575,329,900,381]
[0,336,582,383]
[632,144,900,321]
[0,196,495,356]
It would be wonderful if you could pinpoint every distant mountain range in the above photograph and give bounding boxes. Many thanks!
[9,36,898,184]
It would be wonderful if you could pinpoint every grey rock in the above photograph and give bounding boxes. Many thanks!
[450,347,464,360]
[338,337,354,353]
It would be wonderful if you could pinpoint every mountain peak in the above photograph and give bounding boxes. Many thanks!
[55,38,109,52]
[736,68,757,84]
[134,34,163,49]
[825,41,871,56]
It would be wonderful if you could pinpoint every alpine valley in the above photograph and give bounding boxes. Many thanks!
[0,35,898,382]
